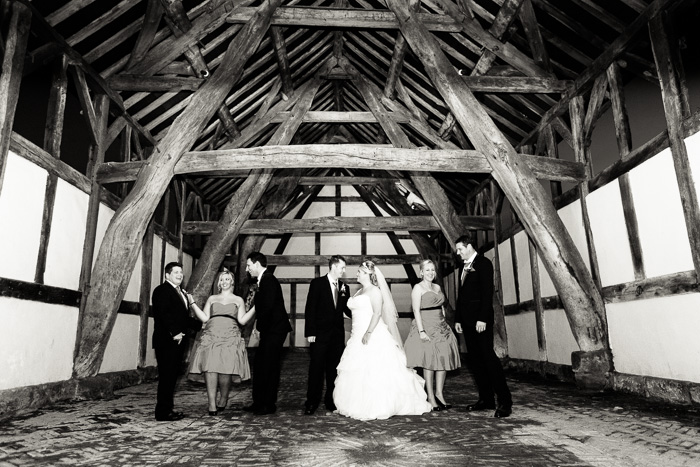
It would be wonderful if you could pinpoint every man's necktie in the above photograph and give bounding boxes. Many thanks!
[333,281,339,307]
[178,287,189,307]
[460,263,470,285]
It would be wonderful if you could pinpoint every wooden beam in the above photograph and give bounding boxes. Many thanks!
[171,145,587,181]
[35,56,69,284]
[0,0,31,197]
[387,0,608,357]
[187,72,325,305]
[270,26,293,97]
[184,215,495,235]
[74,94,110,373]
[137,219,154,368]
[607,61,645,280]
[299,176,398,185]
[124,0,162,71]
[519,0,684,147]
[226,254,452,266]
[529,237,547,361]
[227,6,463,31]
[650,14,700,280]
[108,75,204,92]
[73,0,282,377]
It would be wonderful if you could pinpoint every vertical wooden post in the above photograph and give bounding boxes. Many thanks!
[650,14,700,280]
[74,94,110,369]
[386,1,610,388]
[0,0,31,197]
[508,211,521,305]
[159,185,171,283]
[138,219,155,368]
[490,181,508,357]
[529,237,547,361]
[35,56,69,283]
[178,180,186,263]
[289,283,296,348]
[74,1,282,377]
[607,62,645,280]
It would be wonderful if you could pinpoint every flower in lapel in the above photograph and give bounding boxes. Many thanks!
[467,265,476,273]
[339,283,348,297]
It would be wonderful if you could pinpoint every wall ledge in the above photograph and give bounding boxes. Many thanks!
[504,358,575,383]
[613,372,700,406]
[0,366,158,421]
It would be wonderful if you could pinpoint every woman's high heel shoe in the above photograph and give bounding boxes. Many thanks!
[431,405,442,412]
[208,410,218,416]
[436,398,452,410]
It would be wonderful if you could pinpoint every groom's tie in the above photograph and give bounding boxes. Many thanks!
[332,281,339,307]
[460,263,470,286]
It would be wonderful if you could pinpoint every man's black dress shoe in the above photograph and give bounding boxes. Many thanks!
[435,398,452,410]
[304,404,317,415]
[325,403,337,412]
[494,406,512,418]
[466,400,495,411]
[155,411,186,421]
[242,404,259,413]
[216,406,226,412]
[208,410,218,416]
[253,405,276,415]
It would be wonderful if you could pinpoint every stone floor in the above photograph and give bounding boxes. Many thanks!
[1,352,700,466]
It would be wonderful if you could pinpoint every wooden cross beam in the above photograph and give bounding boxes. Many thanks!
[72,0,283,377]
[386,0,609,359]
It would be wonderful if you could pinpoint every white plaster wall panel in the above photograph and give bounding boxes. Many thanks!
[278,233,313,257]
[99,314,140,373]
[584,180,636,287]
[145,317,156,366]
[274,266,313,279]
[544,308,579,365]
[366,233,395,255]
[514,231,533,302]
[44,179,88,290]
[318,186,335,196]
[505,312,540,361]
[0,297,77,390]
[294,318,308,347]
[151,237,163,298]
[498,241,516,305]
[123,249,142,302]
[261,237,281,255]
[341,185,359,196]
[91,204,115,268]
[321,233,360,255]
[607,295,700,383]
[628,149,693,277]
[686,131,700,199]
[296,284,310,315]
[537,255,557,298]
[557,200,591,271]
[304,199,334,218]
[343,201,375,217]
[399,238,419,254]
[0,152,47,281]
[284,201,304,219]
[390,283,413,315]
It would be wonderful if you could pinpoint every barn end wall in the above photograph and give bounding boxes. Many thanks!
[496,130,700,405]
[0,144,191,414]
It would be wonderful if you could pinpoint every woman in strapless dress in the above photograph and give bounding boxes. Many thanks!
[404,259,461,411]
[189,269,255,415]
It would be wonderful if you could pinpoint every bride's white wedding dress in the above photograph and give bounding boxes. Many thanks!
[333,294,432,420]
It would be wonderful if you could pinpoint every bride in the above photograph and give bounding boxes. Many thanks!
[333,260,432,420]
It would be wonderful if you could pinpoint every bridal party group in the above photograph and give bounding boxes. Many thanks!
[150,232,512,422]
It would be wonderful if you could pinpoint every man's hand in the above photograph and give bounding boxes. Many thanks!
[455,322,463,333]
[476,321,486,333]
[173,332,185,344]
[307,336,316,343]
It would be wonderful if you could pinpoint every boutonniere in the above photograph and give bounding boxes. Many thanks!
[467,265,476,273]
[339,284,348,296]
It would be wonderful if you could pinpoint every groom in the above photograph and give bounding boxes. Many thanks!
[303,255,350,414]
[454,233,512,418]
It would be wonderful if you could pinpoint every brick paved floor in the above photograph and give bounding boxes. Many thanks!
[1,352,699,466]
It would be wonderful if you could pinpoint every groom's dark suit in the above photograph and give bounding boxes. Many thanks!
[152,281,190,419]
[304,274,350,410]
[251,269,292,413]
[456,254,512,409]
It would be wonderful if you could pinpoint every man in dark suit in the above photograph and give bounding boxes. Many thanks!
[244,251,292,415]
[152,261,195,421]
[303,255,350,414]
[454,233,512,418]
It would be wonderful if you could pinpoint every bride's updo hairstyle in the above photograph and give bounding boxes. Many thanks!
[360,260,378,286]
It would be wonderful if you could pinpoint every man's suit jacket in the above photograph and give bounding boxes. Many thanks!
[254,271,293,335]
[152,282,189,349]
[304,274,350,338]
[456,254,495,326]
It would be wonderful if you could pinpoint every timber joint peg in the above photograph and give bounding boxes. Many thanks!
[635,285,643,296]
